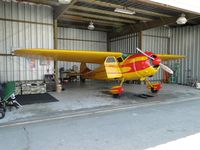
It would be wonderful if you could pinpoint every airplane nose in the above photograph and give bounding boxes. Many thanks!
[152,57,161,66]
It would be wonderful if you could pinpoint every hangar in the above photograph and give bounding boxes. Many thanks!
[0,0,200,149]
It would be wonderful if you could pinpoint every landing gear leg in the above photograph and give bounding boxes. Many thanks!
[110,78,125,98]
[145,79,162,94]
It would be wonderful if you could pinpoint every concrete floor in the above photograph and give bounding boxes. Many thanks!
[0,89,200,150]
[0,81,200,125]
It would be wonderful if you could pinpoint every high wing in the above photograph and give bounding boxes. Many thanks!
[156,54,186,61]
[14,48,185,63]
[14,48,122,64]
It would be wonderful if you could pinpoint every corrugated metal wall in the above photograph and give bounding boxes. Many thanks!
[110,27,170,81]
[110,33,139,53]
[58,27,107,70]
[1,1,199,84]
[0,1,53,82]
[170,25,200,84]
[142,27,170,80]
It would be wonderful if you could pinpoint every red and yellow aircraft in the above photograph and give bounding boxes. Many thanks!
[14,48,185,97]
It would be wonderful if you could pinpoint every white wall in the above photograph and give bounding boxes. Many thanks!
[170,25,200,84]
[142,27,170,80]
[58,27,107,71]
[0,1,54,82]
[110,33,139,53]
[110,27,170,81]
[1,1,199,84]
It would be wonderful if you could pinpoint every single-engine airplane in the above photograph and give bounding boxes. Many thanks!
[14,48,185,97]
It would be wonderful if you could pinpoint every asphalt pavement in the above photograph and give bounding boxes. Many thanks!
[1,97,200,150]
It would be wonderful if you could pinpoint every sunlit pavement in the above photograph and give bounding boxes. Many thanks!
[146,133,200,150]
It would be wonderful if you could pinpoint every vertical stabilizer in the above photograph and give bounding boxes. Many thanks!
[80,63,91,74]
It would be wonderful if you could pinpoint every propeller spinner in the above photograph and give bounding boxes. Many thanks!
[136,48,173,74]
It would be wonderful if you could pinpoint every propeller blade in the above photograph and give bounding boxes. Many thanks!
[136,48,154,60]
[159,63,174,74]
[136,47,174,74]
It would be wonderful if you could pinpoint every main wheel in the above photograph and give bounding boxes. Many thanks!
[151,88,158,93]
[113,94,121,98]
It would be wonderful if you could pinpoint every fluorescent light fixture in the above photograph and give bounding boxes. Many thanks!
[176,13,187,24]
[88,21,95,30]
[58,0,72,4]
[114,8,135,15]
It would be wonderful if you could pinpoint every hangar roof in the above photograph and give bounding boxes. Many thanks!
[16,0,200,37]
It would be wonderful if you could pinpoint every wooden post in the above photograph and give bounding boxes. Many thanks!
[53,19,59,93]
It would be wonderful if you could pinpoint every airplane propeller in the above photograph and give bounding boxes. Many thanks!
[136,48,173,74]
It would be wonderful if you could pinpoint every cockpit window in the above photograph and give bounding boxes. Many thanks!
[122,53,131,60]
[105,56,116,63]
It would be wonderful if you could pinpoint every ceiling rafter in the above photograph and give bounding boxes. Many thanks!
[78,0,172,18]
[64,11,136,23]
[15,0,200,38]
[58,21,112,32]
[59,20,112,29]
[110,14,199,38]
[70,5,152,21]
[137,0,200,15]
[60,15,124,27]
[54,0,77,19]
[16,0,59,6]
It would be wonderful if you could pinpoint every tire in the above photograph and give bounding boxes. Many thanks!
[113,94,120,98]
[0,109,5,119]
[80,76,85,83]
[151,88,158,93]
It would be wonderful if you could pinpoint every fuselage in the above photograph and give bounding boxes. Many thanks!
[82,52,160,81]
[119,52,160,80]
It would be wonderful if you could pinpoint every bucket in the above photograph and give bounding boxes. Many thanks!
[57,84,62,93]
[196,83,200,89]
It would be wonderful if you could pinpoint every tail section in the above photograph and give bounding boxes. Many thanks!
[80,63,91,74]
[80,63,92,82]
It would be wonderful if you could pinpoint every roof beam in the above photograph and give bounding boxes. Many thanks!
[64,11,136,23]
[58,22,111,32]
[17,0,59,6]
[54,0,77,19]
[60,15,124,27]
[71,5,152,21]
[78,0,172,17]
[137,0,200,15]
[109,14,199,38]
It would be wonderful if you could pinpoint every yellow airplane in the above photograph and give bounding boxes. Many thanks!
[14,48,185,97]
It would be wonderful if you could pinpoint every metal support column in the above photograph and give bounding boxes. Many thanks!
[53,19,59,92]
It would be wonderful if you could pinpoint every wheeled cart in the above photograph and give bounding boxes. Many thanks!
[0,82,21,119]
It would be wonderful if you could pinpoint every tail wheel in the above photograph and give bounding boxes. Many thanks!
[80,76,85,83]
